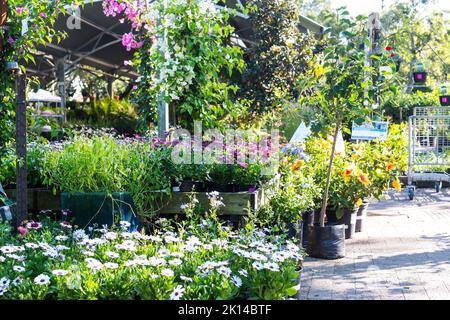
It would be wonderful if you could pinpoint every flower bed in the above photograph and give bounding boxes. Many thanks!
[0,213,302,300]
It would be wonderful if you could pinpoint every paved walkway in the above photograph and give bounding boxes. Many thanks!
[301,188,450,300]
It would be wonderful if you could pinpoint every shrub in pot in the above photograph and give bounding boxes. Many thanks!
[260,144,320,245]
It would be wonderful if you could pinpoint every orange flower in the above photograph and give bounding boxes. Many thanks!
[358,173,370,186]
[291,159,304,171]
[386,163,396,171]
[392,178,401,192]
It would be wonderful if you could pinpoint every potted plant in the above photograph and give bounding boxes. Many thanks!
[40,135,177,229]
[176,164,207,192]
[207,164,237,192]
[299,10,396,258]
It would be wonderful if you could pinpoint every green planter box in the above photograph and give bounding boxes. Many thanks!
[153,189,267,216]
[5,188,61,212]
[61,192,141,230]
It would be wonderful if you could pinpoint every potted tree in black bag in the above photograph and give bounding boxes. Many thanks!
[300,10,395,259]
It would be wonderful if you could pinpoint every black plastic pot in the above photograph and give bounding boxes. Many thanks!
[237,184,257,192]
[61,192,141,230]
[208,183,236,192]
[440,95,450,106]
[179,180,205,192]
[301,210,316,248]
[413,71,427,84]
[307,223,346,260]
[286,220,303,246]
[342,208,358,239]
[356,201,370,233]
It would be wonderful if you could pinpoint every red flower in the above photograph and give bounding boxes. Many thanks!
[386,45,393,51]
[391,52,395,58]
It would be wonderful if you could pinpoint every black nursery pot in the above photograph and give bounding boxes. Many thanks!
[208,183,236,192]
[179,180,205,192]
[356,201,370,233]
[413,71,427,84]
[440,95,450,106]
[342,208,358,239]
[237,184,258,192]
[301,210,317,248]
[307,223,346,260]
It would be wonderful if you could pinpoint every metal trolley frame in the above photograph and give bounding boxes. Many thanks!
[407,106,450,200]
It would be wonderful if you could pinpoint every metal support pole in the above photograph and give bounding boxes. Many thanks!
[106,76,114,99]
[56,58,66,121]
[156,0,169,139]
[14,71,27,230]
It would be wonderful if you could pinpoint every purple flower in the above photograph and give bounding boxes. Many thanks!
[16,7,24,14]
[39,12,47,18]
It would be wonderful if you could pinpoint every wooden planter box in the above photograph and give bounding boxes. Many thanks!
[5,188,61,212]
[153,189,267,216]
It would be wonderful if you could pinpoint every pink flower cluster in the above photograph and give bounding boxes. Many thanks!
[103,0,156,51]
[122,32,143,51]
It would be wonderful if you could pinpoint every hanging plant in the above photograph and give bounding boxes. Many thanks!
[103,0,248,131]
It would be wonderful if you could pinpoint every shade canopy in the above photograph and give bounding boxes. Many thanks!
[26,0,324,86]
[27,89,62,103]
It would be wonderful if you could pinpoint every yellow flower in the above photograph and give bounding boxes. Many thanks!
[386,163,396,171]
[291,159,305,171]
[356,198,363,207]
[392,178,401,192]
[358,173,370,186]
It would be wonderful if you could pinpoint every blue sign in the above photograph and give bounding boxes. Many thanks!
[351,121,389,141]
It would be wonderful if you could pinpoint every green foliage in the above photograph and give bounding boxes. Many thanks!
[39,135,177,221]
[236,0,315,113]
[0,0,76,172]
[67,99,141,134]
[0,141,51,188]
[381,91,439,122]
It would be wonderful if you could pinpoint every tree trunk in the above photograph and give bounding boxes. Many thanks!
[319,113,342,227]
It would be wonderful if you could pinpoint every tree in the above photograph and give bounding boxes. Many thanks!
[236,0,315,114]
[300,9,396,226]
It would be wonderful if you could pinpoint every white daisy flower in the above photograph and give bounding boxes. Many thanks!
[168,259,183,266]
[169,285,185,300]
[13,266,25,273]
[161,268,174,277]
[231,275,242,287]
[34,274,50,285]
[105,262,119,269]
[52,269,69,276]
[105,251,120,259]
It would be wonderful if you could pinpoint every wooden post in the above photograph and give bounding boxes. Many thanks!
[14,71,27,230]
[0,0,6,60]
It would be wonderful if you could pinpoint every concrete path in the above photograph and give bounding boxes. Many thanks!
[301,188,450,300]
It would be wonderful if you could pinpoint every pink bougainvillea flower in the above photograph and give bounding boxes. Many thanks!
[16,7,24,14]
[39,12,47,18]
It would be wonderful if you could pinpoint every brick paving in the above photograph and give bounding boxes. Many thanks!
[301,188,450,300]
